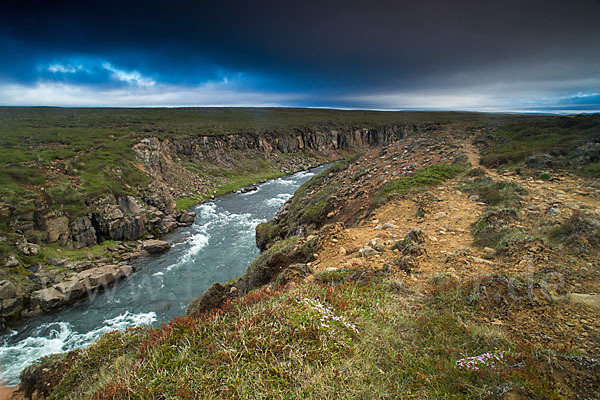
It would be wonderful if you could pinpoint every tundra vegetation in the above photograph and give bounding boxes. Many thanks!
[3,109,600,399]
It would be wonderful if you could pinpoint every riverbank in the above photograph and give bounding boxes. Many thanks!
[0,164,333,387]
[15,115,600,399]
[3,111,600,398]
[0,157,330,331]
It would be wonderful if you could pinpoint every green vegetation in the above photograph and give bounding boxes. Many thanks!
[375,164,467,206]
[255,159,354,249]
[458,177,530,249]
[582,162,600,177]
[41,240,119,261]
[478,114,600,174]
[35,271,562,399]
[458,176,526,208]
[542,212,600,252]
[539,172,552,180]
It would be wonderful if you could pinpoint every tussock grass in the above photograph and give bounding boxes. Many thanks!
[458,177,530,249]
[458,177,525,208]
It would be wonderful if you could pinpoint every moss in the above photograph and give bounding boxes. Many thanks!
[255,221,278,250]
[175,195,203,212]
[375,164,466,206]
[300,200,329,225]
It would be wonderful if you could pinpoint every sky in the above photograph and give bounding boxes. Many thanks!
[1,0,599,112]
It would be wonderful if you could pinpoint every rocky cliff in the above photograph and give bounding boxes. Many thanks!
[0,123,416,327]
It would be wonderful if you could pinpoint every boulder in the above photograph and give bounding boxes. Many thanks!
[142,239,172,253]
[44,216,69,244]
[178,211,196,225]
[275,263,313,287]
[16,238,40,256]
[360,246,378,256]
[1,297,20,314]
[187,282,231,316]
[77,266,118,289]
[0,280,17,299]
[4,253,19,267]
[118,264,135,278]
[30,287,66,310]
[54,279,86,300]
[158,218,178,234]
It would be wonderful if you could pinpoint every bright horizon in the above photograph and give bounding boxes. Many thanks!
[1,1,599,113]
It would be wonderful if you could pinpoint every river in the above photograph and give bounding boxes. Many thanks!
[0,165,328,385]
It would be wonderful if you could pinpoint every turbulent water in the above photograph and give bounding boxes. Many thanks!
[0,165,328,385]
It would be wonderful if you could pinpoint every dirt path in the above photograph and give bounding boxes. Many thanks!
[309,139,491,283]
[307,135,600,359]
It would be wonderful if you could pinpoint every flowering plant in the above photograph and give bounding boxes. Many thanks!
[299,297,359,334]
[455,352,504,371]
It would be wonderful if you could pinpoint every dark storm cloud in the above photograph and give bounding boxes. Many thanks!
[0,0,599,110]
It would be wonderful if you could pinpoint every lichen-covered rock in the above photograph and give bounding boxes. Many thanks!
[3,253,19,267]
[0,280,17,300]
[16,237,40,255]
[43,215,70,243]
[70,216,97,248]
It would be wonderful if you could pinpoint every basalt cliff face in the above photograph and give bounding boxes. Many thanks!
[0,124,415,327]
[131,125,413,198]
[5,126,412,253]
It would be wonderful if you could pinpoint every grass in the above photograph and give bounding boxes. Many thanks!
[542,211,600,252]
[33,269,562,399]
[254,159,355,250]
[478,113,600,174]
[41,240,119,261]
[374,164,467,206]
[582,162,600,177]
[458,177,529,249]
[458,177,526,208]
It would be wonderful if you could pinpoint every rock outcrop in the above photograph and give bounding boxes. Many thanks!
[29,264,134,311]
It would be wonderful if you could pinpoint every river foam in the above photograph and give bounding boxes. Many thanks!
[0,163,331,386]
[0,311,156,385]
